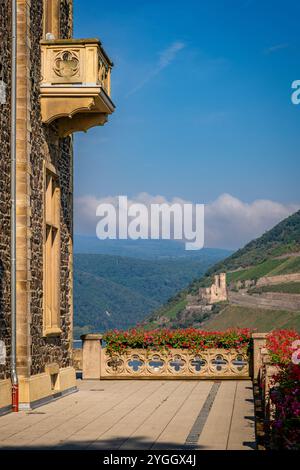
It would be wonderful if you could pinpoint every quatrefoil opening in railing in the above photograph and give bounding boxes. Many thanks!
[169,355,186,372]
[232,354,248,372]
[148,355,165,372]
[211,355,229,372]
[128,355,144,372]
[190,356,207,372]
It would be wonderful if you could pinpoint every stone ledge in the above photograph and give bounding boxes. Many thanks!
[19,366,76,409]
[252,333,268,339]
[19,386,78,411]
[81,333,103,341]
[0,379,12,413]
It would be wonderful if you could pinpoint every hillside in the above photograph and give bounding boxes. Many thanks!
[73,249,230,337]
[145,210,300,331]
[201,305,300,332]
[205,209,300,274]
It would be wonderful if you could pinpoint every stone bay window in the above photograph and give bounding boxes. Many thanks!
[40,38,114,137]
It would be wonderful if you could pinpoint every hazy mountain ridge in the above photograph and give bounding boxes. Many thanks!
[74,236,230,260]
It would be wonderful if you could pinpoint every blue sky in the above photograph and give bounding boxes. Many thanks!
[73,0,300,247]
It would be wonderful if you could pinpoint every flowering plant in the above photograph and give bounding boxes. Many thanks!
[102,328,252,355]
[269,363,300,450]
[265,329,300,450]
[266,329,300,365]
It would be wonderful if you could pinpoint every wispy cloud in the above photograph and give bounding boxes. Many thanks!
[126,41,185,97]
[264,43,289,55]
[158,41,185,67]
[74,192,299,250]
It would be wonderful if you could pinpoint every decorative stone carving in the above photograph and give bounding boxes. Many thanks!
[98,54,109,88]
[107,356,124,374]
[54,50,80,79]
[101,348,250,379]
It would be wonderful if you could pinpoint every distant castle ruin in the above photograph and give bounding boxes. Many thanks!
[186,273,228,313]
[199,273,228,304]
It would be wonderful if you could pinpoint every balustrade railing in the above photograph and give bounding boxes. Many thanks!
[101,348,249,379]
[80,334,251,380]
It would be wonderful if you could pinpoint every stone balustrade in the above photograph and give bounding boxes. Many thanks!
[81,334,251,380]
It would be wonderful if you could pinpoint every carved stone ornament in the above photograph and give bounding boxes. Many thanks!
[98,55,109,87]
[54,50,80,79]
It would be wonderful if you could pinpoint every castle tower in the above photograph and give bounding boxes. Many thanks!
[199,273,227,304]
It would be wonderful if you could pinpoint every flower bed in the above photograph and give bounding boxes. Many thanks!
[102,328,252,355]
[265,329,300,450]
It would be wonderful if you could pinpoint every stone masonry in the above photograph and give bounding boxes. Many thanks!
[0,0,12,381]
[28,1,73,376]
[1,0,114,411]
[0,0,75,406]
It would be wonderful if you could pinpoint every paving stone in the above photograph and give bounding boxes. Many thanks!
[0,379,256,450]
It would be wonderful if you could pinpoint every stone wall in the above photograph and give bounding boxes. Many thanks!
[256,272,300,287]
[0,0,12,380]
[60,0,73,38]
[0,0,74,381]
[29,0,73,375]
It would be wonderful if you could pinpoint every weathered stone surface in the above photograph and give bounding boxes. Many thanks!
[199,273,228,304]
[0,0,74,382]
[0,0,12,381]
[29,1,73,375]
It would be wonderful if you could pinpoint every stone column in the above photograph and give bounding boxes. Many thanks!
[81,334,102,380]
[16,0,32,381]
[252,333,267,380]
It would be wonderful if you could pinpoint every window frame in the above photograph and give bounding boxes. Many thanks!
[43,162,61,337]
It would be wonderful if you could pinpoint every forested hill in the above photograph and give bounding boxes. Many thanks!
[73,248,230,338]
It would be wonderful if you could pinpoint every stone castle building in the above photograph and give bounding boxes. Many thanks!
[186,273,228,314]
[0,0,114,413]
[199,273,227,304]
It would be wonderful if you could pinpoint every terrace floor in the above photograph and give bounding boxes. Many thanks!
[0,379,256,450]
